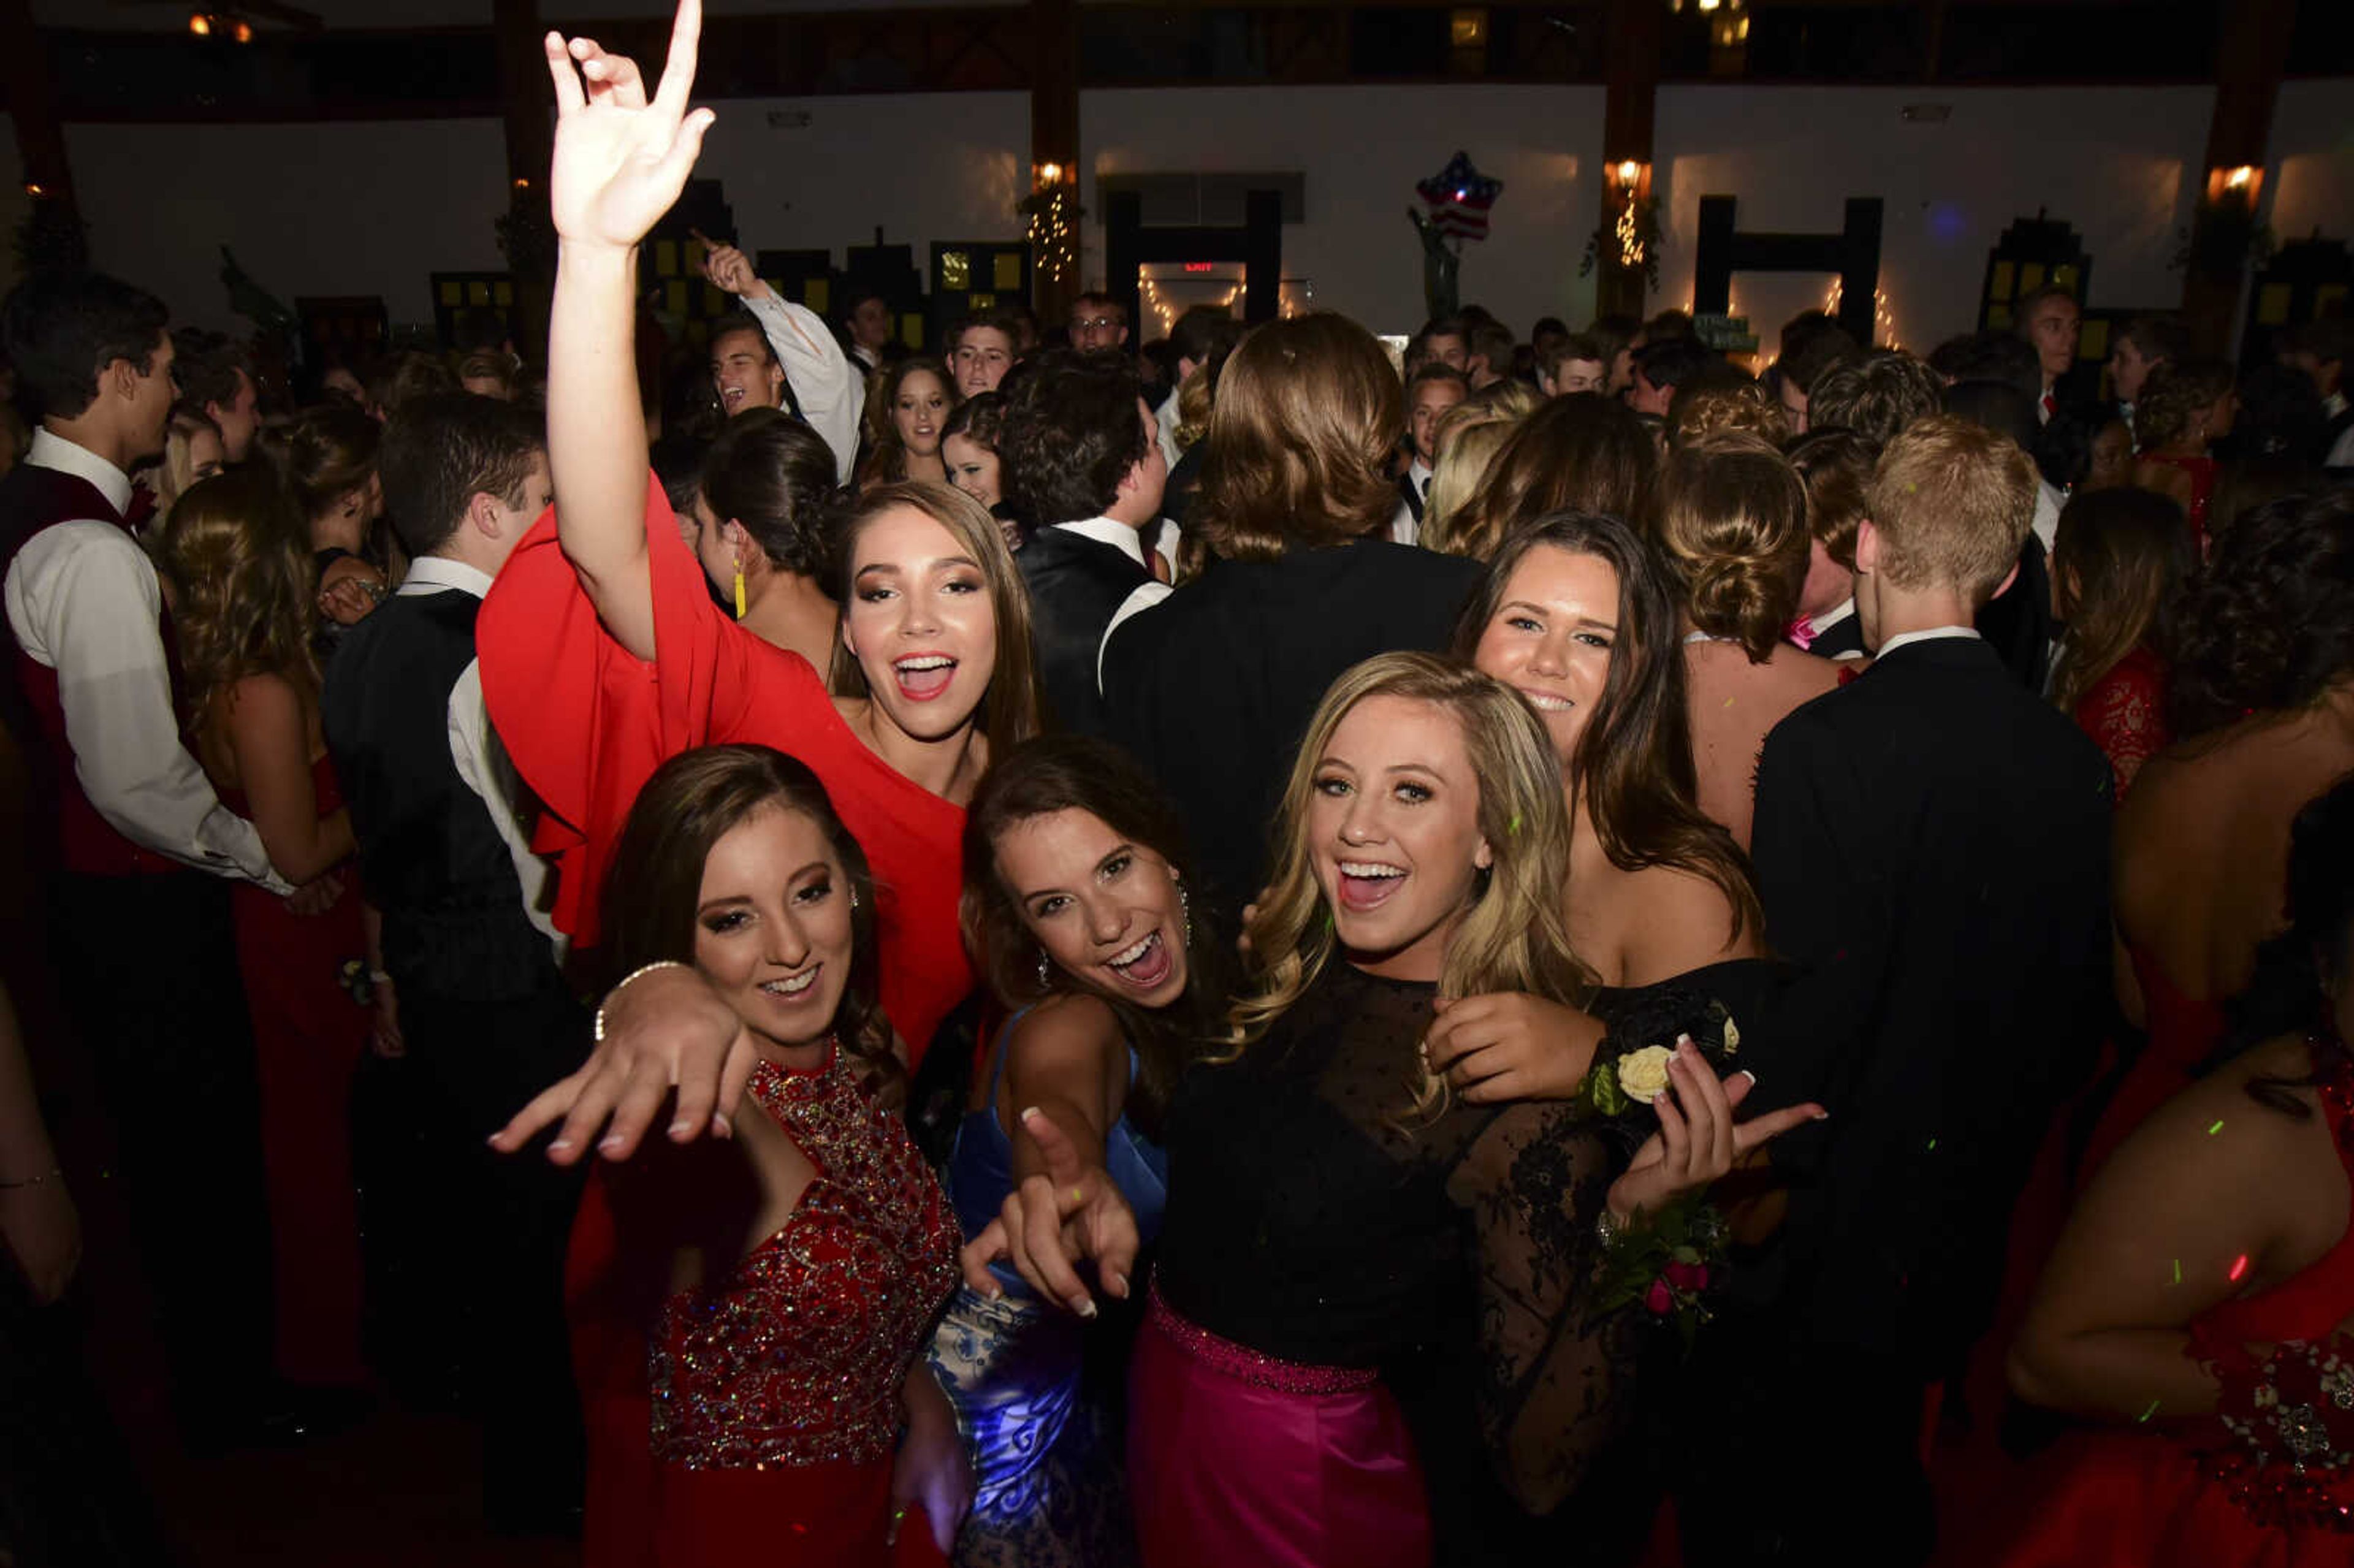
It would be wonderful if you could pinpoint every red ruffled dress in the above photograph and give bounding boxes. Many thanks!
[2000,1050,2354,1568]
[475,479,977,1567]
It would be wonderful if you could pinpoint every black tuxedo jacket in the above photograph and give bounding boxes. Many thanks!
[1746,634,2111,1374]
[1100,539,1482,923]
[1017,524,1154,739]
[1804,606,1868,663]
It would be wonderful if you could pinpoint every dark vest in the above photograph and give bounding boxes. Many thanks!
[1018,525,1153,738]
[0,458,182,877]
[321,585,557,1002]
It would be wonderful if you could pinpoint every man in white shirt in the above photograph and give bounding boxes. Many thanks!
[2015,285,2081,424]
[1,268,289,1444]
[1392,362,1467,544]
[949,310,1021,399]
[695,233,863,483]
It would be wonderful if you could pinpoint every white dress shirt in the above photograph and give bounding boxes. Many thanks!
[743,291,865,486]
[3,429,285,889]
[2032,479,2063,555]
[1389,459,1433,547]
[395,555,565,957]
[1053,516,1173,695]
[1875,625,1983,659]
[1154,394,1183,472]
[2328,392,2354,468]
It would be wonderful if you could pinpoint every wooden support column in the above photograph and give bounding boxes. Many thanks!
[1597,0,1663,322]
[493,0,554,359]
[2,0,83,259]
[1030,0,1080,325]
[2181,0,2295,355]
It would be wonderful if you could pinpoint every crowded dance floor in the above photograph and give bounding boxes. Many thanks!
[2,0,2353,1562]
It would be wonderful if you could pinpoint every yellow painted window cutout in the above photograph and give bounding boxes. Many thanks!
[666,279,688,317]
[942,251,970,291]
[901,313,924,348]
[654,240,678,277]
[2255,284,2293,326]
[806,278,830,314]
[970,292,996,312]
[440,281,463,306]
[2019,263,2044,293]
[495,282,514,306]
[994,253,1023,292]
[1990,261,2015,300]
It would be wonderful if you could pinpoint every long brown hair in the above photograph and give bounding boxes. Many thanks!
[1228,653,1593,1122]
[600,745,893,1076]
[961,734,1230,1138]
[1194,313,1403,561]
[1454,512,1761,942]
[828,481,1042,754]
[857,359,958,487]
[1438,394,1659,562]
[2049,485,2192,714]
[155,467,319,728]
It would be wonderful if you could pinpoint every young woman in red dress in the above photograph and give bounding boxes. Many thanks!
[2048,485,2192,803]
[2005,777,2354,1568]
[482,17,1030,1564]
[476,0,1038,1070]
[156,468,370,1389]
[585,744,966,1566]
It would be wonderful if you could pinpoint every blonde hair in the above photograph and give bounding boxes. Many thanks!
[151,408,221,520]
[1865,414,2036,598]
[1669,377,1789,449]
[1422,415,1520,555]
[1656,432,1812,661]
[1225,652,1593,1123]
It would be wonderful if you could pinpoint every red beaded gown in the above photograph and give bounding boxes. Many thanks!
[2073,645,2171,805]
[476,479,975,1567]
[622,1046,961,1567]
[2000,1047,2354,1568]
[222,753,369,1387]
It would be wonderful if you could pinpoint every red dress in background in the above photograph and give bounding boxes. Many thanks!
[2141,453,2218,559]
[476,474,973,1063]
[2073,644,2171,804]
[2081,953,2231,1183]
[223,754,369,1387]
[1998,1049,2354,1568]
[593,1048,960,1568]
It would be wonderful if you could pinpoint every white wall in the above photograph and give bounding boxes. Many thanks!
[66,118,512,330]
[54,92,1027,334]
[1651,85,2217,354]
[691,91,1029,262]
[1081,85,1609,338]
[2268,78,2354,245]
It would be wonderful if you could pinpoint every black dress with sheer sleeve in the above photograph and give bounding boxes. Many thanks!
[1154,960,1644,1565]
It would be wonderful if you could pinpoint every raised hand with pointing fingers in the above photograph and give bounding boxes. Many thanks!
[541,0,714,254]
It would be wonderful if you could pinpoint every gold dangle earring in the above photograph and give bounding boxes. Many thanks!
[732,557,748,620]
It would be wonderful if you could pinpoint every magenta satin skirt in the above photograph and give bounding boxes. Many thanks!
[1129,1287,1431,1568]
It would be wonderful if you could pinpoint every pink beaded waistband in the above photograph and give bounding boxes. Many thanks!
[1147,1285,1382,1396]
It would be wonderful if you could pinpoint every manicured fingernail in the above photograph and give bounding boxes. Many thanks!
[1109,1271,1129,1296]
[1075,1297,1099,1320]
[598,1133,625,1154]
[710,1113,732,1138]
[1019,1105,1043,1122]
[1813,1109,1830,1121]
[1737,1069,1759,1086]
[548,1136,573,1154]
[668,1118,691,1138]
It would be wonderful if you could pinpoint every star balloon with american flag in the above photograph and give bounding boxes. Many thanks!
[1415,150,1504,245]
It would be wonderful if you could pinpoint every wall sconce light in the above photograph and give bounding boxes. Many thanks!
[1034,162,1066,187]
[2205,164,2264,207]
[24,182,46,199]
[188,12,211,34]
[1608,159,1650,194]
[513,177,530,190]
[232,18,252,42]
[1450,8,1489,48]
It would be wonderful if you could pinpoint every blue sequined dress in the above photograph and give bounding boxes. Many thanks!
[927,1009,1170,1568]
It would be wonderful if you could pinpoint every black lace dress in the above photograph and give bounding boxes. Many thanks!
[1154,960,1643,1566]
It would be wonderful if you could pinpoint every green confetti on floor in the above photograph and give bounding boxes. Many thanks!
[1926,1137,1938,1151]
[2138,1398,2161,1423]
[2209,1119,2225,1135]
[2172,1258,2182,1285]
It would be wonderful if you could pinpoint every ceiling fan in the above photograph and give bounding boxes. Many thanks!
[109,0,326,38]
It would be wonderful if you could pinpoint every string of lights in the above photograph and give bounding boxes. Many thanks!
[1024,164,1078,290]
[1824,278,1902,348]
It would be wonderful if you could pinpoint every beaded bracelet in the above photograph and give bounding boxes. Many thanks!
[593,959,694,1044]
